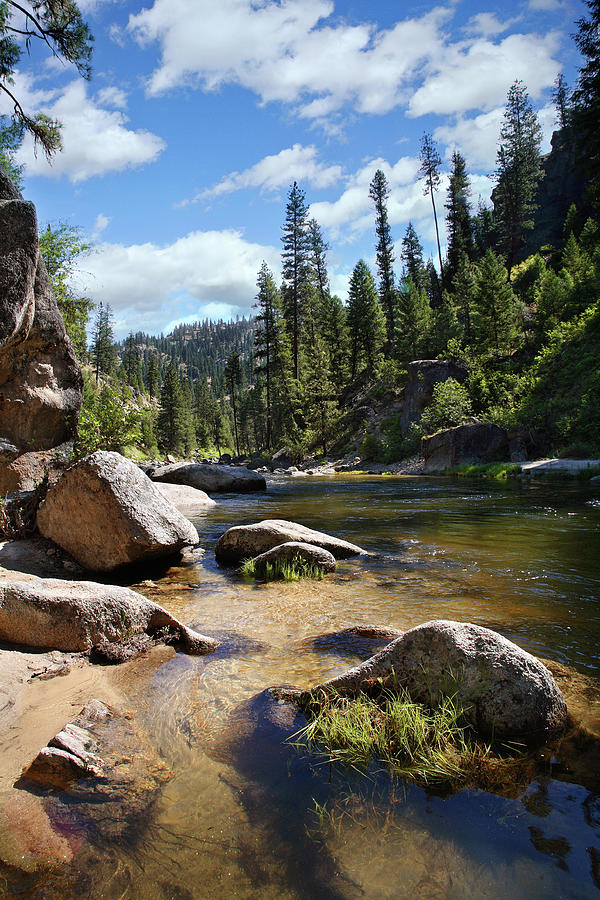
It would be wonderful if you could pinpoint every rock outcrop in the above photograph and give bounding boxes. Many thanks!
[400,360,468,435]
[150,461,267,494]
[0,171,82,453]
[216,519,366,565]
[37,451,199,571]
[288,620,568,742]
[422,422,510,471]
[0,577,218,655]
[248,541,337,574]
[0,444,73,494]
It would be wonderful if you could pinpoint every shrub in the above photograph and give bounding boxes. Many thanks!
[420,378,473,435]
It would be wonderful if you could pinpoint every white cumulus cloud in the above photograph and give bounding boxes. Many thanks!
[126,0,560,126]
[187,144,343,205]
[7,75,165,183]
[78,229,280,338]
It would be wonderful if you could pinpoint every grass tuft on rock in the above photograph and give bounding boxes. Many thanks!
[240,554,325,582]
[292,688,529,790]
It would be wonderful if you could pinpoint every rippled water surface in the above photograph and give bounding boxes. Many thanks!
[11,475,600,898]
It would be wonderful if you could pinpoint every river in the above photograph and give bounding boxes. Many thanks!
[6,475,600,898]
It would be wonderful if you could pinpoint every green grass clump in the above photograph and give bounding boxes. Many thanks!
[292,688,527,789]
[446,462,522,479]
[240,554,325,582]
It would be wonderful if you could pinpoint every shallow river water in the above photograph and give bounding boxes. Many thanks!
[7,475,600,899]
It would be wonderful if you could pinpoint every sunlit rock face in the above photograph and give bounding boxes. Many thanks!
[0,170,82,453]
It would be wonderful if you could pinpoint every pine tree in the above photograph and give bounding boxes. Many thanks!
[147,353,160,398]
[493,80,543,273]
[369,169,396,345]
[418,133,445,291]
[320,293,350,383]
[308,218,330,310]
[254,263,288,450]
[572,0,600,206]
[400,223,427,291]
[157,362,185,454]
[472,250,520,354]
[90,302,115,384]
[224,351,242,456]
[395,279,431,361]
[445,152,473,284]
[281,181,311,380]
[347,260,386,379]
[452,252,477,345]
[552,73,571,129]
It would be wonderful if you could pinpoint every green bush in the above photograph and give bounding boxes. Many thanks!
[75,378,141,458]
[360,432,383,461]
[420,378,473,435]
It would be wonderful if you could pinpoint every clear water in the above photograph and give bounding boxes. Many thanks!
[7,475,600,899]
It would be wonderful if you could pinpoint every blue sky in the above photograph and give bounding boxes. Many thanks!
[4,0,586,338]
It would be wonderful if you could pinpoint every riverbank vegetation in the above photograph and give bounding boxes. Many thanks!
[293,688,531,792]
[240,555,326,582]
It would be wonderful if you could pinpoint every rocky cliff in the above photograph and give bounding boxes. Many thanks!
[0,171,82,454]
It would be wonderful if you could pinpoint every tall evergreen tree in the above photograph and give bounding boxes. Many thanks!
[493,80,543,273]
[347,260,386,379]
[157,362,185,454]
[445,151,473,284]
[308,218,330,311]
[572,0,600,206]
[224,351,242,457]
[552,73,572,129]
[472,250,520,354]
[281,181,311,380]
[400,223,427,290]
[90,302,115,384]
[395,279,431,361]
[369,169,396,345]
[418,133,445,291]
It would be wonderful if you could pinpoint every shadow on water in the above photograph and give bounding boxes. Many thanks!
[208,688,366,899]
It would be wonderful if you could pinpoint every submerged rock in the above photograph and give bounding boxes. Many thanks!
[0,577,219,656]
[249,541,337,574]
[216,519,367,565]
[150,461,266,494]
[37,451,199,571]
[281,620,568,743]
[154,481,217,512]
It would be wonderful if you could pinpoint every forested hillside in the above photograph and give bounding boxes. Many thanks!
[22,0,600,464]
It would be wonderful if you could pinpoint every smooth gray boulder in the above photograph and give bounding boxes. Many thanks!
[249,541,337,574]
[37,451,199,571]
[154,481,217,513]
[151,461,266,494]
[216,519,366,565]
[286,620,568,742]
[0,577,218,655]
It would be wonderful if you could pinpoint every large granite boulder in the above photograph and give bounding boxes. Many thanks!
[249,541,337,575]
[216,519,366,565]
[422,422,510,472]
[0,577,218,655]
[150,461,266,494]
[0,171,82,452]
[291,620,568,742]
[37,451,199,571]
[400,360,468,435]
